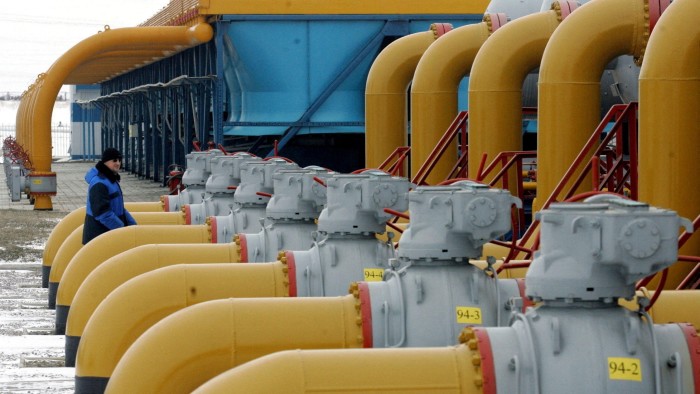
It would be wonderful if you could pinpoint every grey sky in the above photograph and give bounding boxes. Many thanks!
[0,0,169,94]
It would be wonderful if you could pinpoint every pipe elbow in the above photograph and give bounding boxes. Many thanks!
[193,346,479,394]
[107,295,360,393]
[187,22,214,45]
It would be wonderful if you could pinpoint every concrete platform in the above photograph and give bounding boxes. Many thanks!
[1,160,169,212]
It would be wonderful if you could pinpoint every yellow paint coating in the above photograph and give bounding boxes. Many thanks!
[193,346,481,393]
[66,243,241,339]
[410,23,490,184]
[43,202,164,270]
[55,224,211,308]
[639,0,700,285]
[48,212,186,283]
[365,30,436,169]
[536,0,647,211]
[19,23,212,209]
[76,262,289,380]
[106,296,362,393]
[469,10,561,193]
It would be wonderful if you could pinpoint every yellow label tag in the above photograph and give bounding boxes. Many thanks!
[456,306,482,324]
[608,357,642,381]
[32,179,42,185]
[363,268,384,282]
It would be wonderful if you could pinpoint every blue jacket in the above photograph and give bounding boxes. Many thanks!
[82,162,137,244]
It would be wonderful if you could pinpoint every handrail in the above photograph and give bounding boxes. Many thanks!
[411,111,469,186]
[514,103,638,257]
[378,146,411,177]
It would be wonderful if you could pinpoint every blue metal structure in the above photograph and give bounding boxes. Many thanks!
[87,14,482,183]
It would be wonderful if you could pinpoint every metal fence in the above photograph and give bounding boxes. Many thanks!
[0,124,71,160]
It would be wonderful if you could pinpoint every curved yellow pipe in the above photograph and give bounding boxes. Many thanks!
[536,0,647,211]
[365,29,437,169]
[105,296,362,394]
[193,347,480,394]
[48,212,186,286]
[639,0,700,284]
[75,263,290,379]
[67,243,241,341]
[43,207,86,280]
[55,224,211,309]
[43,202,165,277]
[410,22,490,184]
[28,23,213,209]
[469,9,562,192]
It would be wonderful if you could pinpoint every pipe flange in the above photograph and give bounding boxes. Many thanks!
[234,234,243,261]
[635,0,670,66]
[182,205,190,224]
[678,323,700,390]
[482,13,508,34]
[458,327,493,391]
[277,250,292,296]
[551,1,579,23]
[279,251,297,296]
[648,0,672,34]
[206,216,214,243]
[348,282,366,347]
[429,23,453,39]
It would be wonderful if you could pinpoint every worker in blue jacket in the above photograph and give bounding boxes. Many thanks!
[82,148,137,244]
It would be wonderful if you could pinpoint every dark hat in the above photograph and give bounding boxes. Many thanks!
[101,148,122,163]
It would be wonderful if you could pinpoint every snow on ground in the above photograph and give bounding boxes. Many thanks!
[0,257,75,393]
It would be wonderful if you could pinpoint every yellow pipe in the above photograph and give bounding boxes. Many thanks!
[74,263,290,378]
[55,224,211,310]
[535,0,647,212]
[410,22,491,184]
[639,0,700,286]
[66,243,241,342]
[43,202,164,277]
[105,296,362,394]
[193,347,481,394]
[28,23,213,209]
[48,212,186,286]
[365,29,438,169]
[468,9,563,192]
[618,290,700,328]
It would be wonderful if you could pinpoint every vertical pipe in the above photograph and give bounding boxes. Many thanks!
[639,0,700,285]
[535,0,647,211]
[365,29,438,169]
[468,8,565,194]
[410,22,491,184]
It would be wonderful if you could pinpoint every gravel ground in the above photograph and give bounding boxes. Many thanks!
[0,210,75,393]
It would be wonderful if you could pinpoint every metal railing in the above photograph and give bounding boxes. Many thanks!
[0,124,71,162]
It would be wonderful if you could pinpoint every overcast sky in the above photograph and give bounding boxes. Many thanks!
[0,0,169,94]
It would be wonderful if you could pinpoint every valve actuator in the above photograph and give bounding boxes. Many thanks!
[463,198,698,394]
[163,149,224,212]
[357,184,525,348]
[283,172,412,296]
[209,159,298,243]
[185,153,261,224]
[236,167,333,262]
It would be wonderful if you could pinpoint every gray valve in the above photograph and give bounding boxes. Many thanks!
[317,172,412,235]
[465,197,697,394]
[237,167,333,262]
[399,183,522,261]
[527,198,693,302]
[265,166,333,221]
